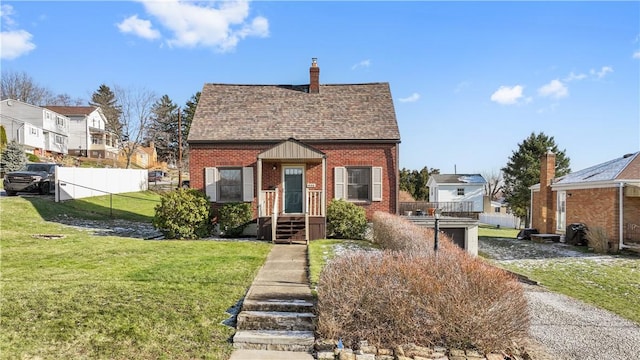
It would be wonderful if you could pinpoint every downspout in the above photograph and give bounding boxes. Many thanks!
[529,188,534,228]
[619,182,625,249]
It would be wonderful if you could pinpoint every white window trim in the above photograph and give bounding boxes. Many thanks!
[204,166,254,203]
[334,166,383,202]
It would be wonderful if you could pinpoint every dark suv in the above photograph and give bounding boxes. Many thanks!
[3,163,58,196]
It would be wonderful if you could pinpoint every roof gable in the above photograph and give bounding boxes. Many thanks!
[187,82,400,143]
[258,138,325,160]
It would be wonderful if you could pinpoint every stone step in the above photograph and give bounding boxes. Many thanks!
[233,330,315,352]
[242,298,315,313]
[237,310,315,331]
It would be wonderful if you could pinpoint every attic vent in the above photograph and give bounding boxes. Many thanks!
[623,153,634,159]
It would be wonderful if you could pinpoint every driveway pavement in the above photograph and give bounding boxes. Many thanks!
[479,237,640,360]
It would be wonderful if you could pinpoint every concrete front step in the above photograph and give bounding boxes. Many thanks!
[237,310,315,331]
[229,349,314,360]
[233,330,315,352]
[242,298,315,313]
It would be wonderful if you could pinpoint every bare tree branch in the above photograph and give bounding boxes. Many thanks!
[114,85,158,169]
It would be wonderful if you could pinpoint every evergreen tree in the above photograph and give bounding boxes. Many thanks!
[1,141,27,171]
[502,132,571,219]
[399,166,439,201]
[146,95,179,165]
[182,91,200,140]
[90,84,122,137]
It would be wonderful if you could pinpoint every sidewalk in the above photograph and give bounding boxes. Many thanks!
[229,244,315,360]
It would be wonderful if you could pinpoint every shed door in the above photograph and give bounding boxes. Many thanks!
[284,166,304,214]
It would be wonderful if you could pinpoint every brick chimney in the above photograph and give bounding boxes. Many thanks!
[536,149,556,234]
[309,58,319,94]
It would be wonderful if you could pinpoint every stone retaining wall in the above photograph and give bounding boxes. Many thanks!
[314,341,531,360]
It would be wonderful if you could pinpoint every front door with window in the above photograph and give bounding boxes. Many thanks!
[284,166,304,213]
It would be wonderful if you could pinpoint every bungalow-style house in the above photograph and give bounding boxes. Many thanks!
[530,151,640,250]
[187,59,401,242]
[427,174,487,214]
[0,99,69,157]
[44,106,119,160]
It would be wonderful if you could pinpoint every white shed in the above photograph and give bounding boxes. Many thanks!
[427,174,487,212]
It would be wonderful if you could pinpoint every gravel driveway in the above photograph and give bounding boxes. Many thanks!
[480,237,640,360]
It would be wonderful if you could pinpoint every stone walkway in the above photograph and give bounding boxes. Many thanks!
[230,244,315,360]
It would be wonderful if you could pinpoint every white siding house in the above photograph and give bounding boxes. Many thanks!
[427,174,487,212]
[0,99,69,156]
[45,106,119,160]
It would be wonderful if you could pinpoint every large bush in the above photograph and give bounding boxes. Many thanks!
[153,189,213,239]
[316,212,530,353]
[1,141,27,172]
[326,199,367,239]
[217,202,252,237]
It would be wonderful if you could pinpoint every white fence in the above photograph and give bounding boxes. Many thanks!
[479,213,522,229]
[56,167,148,202]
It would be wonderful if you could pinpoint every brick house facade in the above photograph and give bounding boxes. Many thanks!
[530,151,640,250]
[187,59,401,242]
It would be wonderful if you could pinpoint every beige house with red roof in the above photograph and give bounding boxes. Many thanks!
[45,105,119,160]
[187,59,401,242]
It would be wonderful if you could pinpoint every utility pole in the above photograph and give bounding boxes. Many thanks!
[178,108,182,187]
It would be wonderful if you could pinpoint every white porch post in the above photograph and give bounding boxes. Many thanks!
[322,157,327,216]
[257,158,263,217]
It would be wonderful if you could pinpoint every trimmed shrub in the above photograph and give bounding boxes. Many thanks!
[316,212,530,353]
[326,199,367,239]
[217,202,252,237]
[27,153,40,162]
[153,189,213,239]
[586,226,610,254]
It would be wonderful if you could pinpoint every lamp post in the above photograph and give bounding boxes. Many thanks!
[434,208,441,253]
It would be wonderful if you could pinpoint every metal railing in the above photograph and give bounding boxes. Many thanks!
[399,201,475,217]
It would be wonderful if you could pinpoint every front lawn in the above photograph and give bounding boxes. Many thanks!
[0,195,272,359]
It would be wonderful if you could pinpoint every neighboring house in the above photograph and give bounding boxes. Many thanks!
[530,151,640,250]
[0,99,69,156]
[44,106,119,160]
[187,59,401,242]
[483,197,509,213]
[119,142,159,169]
[427,174,487,213]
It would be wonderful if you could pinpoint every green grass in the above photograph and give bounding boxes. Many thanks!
[478,224,519,239]
[498,257,640,324]
[308,239,378,289]
[0,195,272,359]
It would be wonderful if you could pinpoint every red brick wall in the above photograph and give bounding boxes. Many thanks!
[189,142,398,220]
[566,187,619,241]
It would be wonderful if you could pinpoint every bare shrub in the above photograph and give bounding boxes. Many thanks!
[317,212,530,353]
[586,226,610,254]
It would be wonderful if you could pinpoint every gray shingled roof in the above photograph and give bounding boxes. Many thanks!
[430,174,487,184]
[187,83,400,142]
[554,152,639,184]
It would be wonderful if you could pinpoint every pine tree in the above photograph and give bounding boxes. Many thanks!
[502,132,571,219]
[90,84,122,137]
[1,141,27,171]
[146,95,179,165]
[0,125,7,149]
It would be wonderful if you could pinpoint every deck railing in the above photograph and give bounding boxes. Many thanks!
[399,201,475,217]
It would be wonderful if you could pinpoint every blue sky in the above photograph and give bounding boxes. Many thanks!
[1,1,639,175]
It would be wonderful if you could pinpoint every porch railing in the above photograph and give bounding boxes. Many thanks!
[260,190,277,217]
[307,189,323,217]
[625,223,640,245]
[271,191,278,243]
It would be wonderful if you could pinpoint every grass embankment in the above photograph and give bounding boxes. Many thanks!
[308,239,377,289]
[478,224,640,324]
[0,195,272,359]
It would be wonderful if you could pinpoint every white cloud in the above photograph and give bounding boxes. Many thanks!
[590,66,613,79]
[351,59,371,70]
[398,93,420,103]
[538,79,568,99]
[129,0,269,52]
[0,5,35,60]
[563,71,587,82]
[117,15,161,40]
[634,51,640,59]
[490,85,524,105]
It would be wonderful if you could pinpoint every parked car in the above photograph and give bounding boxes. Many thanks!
[3,163,59,196]
[148,170,165,182]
